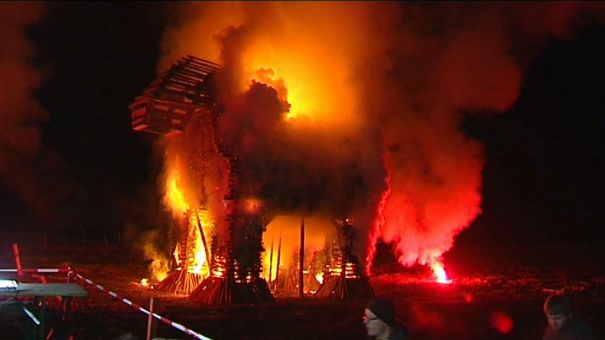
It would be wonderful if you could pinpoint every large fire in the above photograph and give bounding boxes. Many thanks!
[147,2,539,285]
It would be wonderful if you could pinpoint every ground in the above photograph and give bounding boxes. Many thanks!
[1,232,604,339]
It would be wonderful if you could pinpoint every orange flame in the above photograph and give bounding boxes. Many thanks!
[161,161,213,278]
[191,211,212,276]
[164,162,189,217]
[171,211,212,277]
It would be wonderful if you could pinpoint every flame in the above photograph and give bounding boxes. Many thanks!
[211,254,227,278]
[315,273,324,284]
[429,260,452,284]
[161,161,213,278]
[247,65,354,125]
[149,258,169,281]
[171,211,212,277]
[164,162,189,216]
[240,23,358,129]
[190,210,212,276]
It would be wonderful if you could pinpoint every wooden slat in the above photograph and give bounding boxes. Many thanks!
[130,56,220,135]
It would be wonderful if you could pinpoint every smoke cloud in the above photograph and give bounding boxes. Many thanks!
[0,3,57,222]
[157,3,605,272]
[0,3,80,227]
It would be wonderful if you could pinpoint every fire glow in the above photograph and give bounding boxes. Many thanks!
[261,215,330,285]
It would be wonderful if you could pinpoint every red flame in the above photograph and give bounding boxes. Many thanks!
[429,260,452,284]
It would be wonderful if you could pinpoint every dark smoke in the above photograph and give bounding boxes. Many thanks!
[0,3,53,222]
[0,3,81,228]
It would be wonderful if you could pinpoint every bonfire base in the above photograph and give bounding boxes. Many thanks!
[315,275,374,299]
[190,277,274,304]
[156,270,202,295]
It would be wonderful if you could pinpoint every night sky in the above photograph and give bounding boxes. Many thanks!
[461,24,605,247]
[0,3,604,255]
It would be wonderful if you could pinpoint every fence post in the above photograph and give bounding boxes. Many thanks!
[146,297,155,340]
[12,243,23,277]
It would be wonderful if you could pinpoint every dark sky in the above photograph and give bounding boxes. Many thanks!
[460,24,605,247]
[0,3,603,250]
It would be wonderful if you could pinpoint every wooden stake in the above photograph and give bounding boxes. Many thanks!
[12,244,23,277]
[146,297,154,340]
[194,211,211,267]
[275,237,282,283]
[268,239,274,283]
[299,217,305,298]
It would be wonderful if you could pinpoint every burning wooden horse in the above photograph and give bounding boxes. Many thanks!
[130,55,273,304]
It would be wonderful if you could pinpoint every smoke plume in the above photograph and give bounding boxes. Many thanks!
[0,3,59,223]
[157,3,605,272]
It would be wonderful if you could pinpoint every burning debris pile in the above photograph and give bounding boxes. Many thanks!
[315,218,373,299]
[155,209,209,295]
[261,217,373,299]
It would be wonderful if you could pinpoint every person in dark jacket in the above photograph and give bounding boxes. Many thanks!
[543,293,594,340]
[363,298,409,340]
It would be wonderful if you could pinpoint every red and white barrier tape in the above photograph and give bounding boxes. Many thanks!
[0,267,72,273]
[71,272,212,340]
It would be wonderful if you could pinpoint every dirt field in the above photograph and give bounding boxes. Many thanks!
[1,232,604,339]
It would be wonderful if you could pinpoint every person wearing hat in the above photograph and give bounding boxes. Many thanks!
[363,298,409,340]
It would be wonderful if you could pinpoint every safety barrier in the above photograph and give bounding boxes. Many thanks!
[0,267,71,274]
[71,272,213,340]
